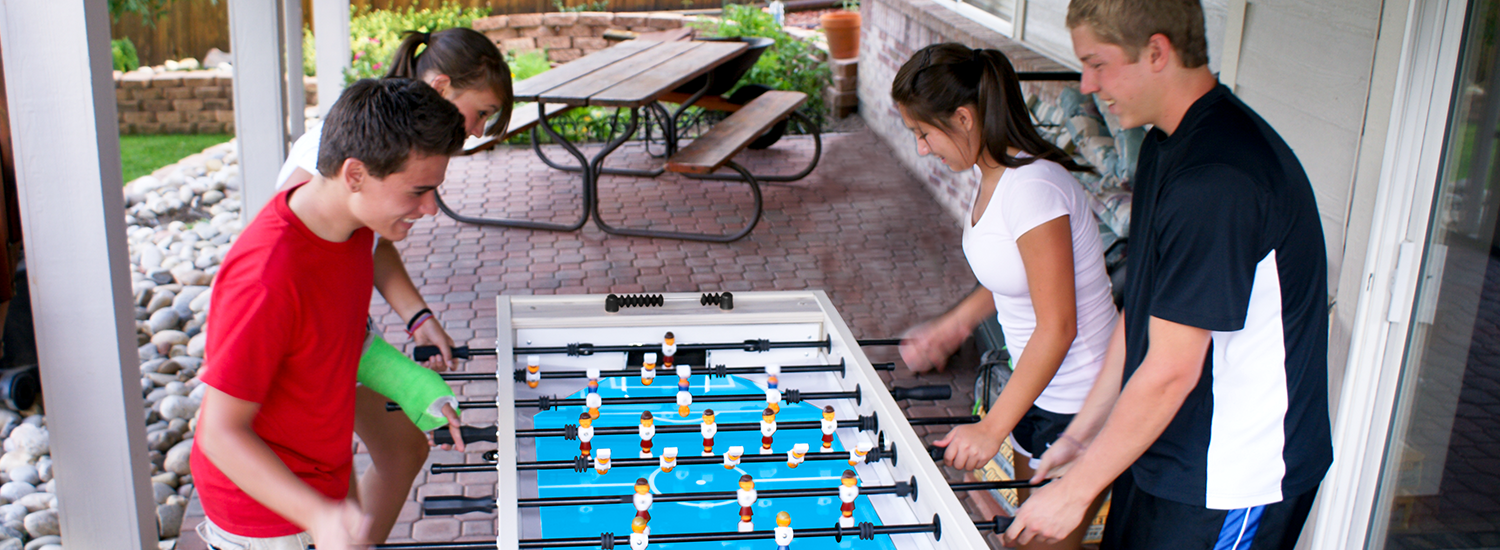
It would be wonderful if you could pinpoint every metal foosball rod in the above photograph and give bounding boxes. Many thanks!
[430,439,897,474]
[470,359,895,382]
[509,515,944,548]
[386,386,864,412]
[320,516,1019,550]
[431,414,979,445]
[413,336,904,362]
[421,476,918,514]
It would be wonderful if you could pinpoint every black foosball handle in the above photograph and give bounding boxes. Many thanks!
[890,384,951,401]
[422,495,497,516]
[980,515,1015,534]
[433,425,497,445]
[414,345,496,362]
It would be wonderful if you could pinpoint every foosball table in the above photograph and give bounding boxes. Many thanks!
[384,291,1023,550]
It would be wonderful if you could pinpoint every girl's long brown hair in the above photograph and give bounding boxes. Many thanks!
[386,27,514,138]
[891,43,1090,173]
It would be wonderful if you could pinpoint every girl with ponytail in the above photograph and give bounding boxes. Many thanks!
[273,26,513,544]
[892,43,1112,549]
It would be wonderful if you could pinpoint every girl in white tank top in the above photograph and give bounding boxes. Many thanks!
[890,43,1115,550]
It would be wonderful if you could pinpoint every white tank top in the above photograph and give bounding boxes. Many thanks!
[961,159,1118,413]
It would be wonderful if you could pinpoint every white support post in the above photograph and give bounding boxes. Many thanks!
[284,0,306,142]
[0,1,155,548]
[229,0,292,220]
[315,0,352,118]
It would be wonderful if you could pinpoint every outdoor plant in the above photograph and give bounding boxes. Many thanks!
[112,37,141,72]
[696,3,831,126]
[552,0,612,13]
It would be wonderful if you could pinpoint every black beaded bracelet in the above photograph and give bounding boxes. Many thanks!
[405,307,434,333]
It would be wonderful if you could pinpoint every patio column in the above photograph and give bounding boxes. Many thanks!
[314,0,352,119]
[284,0,306,143]
[0,0,156,547]
[228,0,293,220]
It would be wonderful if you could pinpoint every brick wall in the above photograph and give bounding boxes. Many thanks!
[471,11,697,63]
[114,70,318,135]
[860,0,1077,221]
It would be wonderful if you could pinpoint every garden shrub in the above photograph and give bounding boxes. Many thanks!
[301,1,491,82]
[113,37,140,72]
[695,3,830,126]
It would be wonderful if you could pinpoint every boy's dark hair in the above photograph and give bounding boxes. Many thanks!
[891,43,1091,174]
[386,27,515,138]
[317,78,466,179]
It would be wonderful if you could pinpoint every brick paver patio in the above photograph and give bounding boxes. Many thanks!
[183,120,1020,548]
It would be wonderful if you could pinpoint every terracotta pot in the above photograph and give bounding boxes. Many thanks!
[821,10,862,60]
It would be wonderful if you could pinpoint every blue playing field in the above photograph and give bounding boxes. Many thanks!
[534,373,897,549]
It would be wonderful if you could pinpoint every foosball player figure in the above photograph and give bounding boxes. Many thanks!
[642,353,657,386]
[578,412,595,458]
[820,406,836,453]
[659,447,678,472]
[774,511,793,550]
[586,367,601,394]
[759,407,777,455]
[629,516,648,550]
[765,364,780,391]
[676,390,692,418]
[786,443,809,468]
[525,355,541,388]
[838,470,858,528]
[676,361,692,392]
[736,474,757,532]
[594,448,612,475]
[639,411,655,458]
[662,331,677,360]
[765,388,782,414]
[701,409,718,456]
[586,392,602,420]
[633,477,653,530]
[724,446,744,470]
[848,440,873,466]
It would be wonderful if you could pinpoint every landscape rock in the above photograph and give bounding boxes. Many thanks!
[22,509,58,538]
[164,439,193,476]
[157,502,185,539]
[0,482,31,503]
[12,492,52,513]
[23,536,58,550]
[4,425,46,458]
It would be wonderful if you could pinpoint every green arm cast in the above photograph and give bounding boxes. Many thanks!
[358,335,459,432]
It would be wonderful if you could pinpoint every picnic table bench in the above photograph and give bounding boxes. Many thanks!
[440,39,820,242]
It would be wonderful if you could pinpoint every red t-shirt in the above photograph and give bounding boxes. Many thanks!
[190,184,374,537]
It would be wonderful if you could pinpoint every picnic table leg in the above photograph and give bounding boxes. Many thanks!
[432,102,592,231]
[593,159,764,243]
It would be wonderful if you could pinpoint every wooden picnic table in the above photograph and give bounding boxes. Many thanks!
[457,39,750,234]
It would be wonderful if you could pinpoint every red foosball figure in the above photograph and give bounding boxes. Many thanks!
[578,412,594,458]
[736,474,757,533]
[701,409,717,456]
[639,411,655,458]
[820,406,836,452]
[838,469,858,528]
[759,407,777,455]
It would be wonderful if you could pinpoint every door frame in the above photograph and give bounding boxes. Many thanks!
[1309,0,1474,547]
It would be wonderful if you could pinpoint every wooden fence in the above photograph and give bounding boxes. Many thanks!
[112,0,730,67]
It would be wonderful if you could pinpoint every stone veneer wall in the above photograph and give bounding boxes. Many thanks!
[115,70,318,135]
[859,0,1078,221]
[471,11,697,62]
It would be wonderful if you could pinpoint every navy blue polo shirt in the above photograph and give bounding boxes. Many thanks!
[1121,84,1333,509]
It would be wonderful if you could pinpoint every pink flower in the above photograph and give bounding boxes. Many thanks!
[373,62,382,71]
[354,51,363,60]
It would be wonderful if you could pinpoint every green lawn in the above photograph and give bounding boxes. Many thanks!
[119,134,233,184]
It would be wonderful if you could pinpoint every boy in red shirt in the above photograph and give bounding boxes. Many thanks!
[189,79,466,550]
